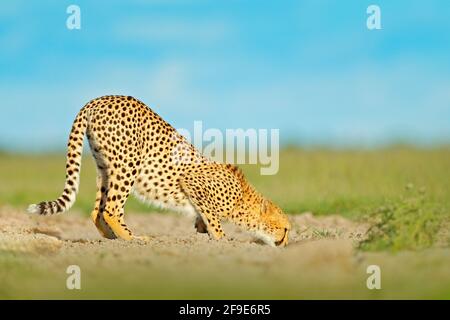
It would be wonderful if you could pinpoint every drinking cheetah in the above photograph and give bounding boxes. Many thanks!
[28,95,291,246]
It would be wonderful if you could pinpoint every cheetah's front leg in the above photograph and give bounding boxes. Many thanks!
[180,176,225,240]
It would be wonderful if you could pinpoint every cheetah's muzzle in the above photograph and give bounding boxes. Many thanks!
[275,228,289,247]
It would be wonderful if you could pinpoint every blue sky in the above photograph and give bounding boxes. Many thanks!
[0,0,449,151]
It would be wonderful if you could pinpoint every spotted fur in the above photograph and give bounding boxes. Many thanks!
[28,95,291,246]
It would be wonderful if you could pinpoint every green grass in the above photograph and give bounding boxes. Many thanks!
[359,185,446,251]
[2,146,450,217]
[243,146,450,222]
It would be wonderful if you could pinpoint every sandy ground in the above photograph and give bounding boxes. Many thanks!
[0,206,368,257]
[1,206,449,299]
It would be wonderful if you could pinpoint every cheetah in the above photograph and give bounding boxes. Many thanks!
[28,95,291,246]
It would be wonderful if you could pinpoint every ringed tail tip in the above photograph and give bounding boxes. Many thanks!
[27,204,40,214]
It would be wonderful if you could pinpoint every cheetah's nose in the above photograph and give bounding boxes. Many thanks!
[275,228,289,247]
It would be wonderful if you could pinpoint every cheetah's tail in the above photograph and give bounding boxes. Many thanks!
[27,107,89,215]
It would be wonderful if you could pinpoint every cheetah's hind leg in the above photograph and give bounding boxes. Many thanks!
[91,168,117,239]
[100,165,150,242]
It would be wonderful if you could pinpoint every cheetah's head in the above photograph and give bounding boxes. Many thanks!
[256,199,291,247]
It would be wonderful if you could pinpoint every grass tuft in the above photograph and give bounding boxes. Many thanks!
[359,185,443,252]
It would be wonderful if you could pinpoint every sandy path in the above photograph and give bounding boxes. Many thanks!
[0,206,368,257]
[2,206,450,299]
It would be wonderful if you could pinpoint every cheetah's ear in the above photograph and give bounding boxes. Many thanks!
[261,199,268,215]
